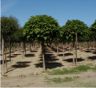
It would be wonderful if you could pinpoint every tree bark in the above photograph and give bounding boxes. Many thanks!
[22,42,24,59]
[41,42,46,71]
[95,41,96,50]
[29,42,32,52]
[56,43,59,54]
[5,51,8,73]
[63,42,64,59]
[75,33,78,65]
[23,41,26,55]
[1,38,7,75]
[87,41,90,50]
[9,40,11,61]
[1,38,4,75]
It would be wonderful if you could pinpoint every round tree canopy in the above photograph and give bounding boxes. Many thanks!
[24,15,59,43]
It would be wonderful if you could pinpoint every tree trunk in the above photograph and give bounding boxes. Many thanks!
[1,38,8,75]
[56,43,59,54]
[9,40,11,61]
[41,42,46,71]
[29,42,32,52]
[22,42,24,59]
[1,38,5,75]
[5,51,8,73]
[87,41,90,50]
[95,41,96,50]
[63,42,64,59]
[75,33,78,65]
[23,41,26,55]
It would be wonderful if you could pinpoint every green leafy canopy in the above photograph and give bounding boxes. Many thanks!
[24,15,59,43]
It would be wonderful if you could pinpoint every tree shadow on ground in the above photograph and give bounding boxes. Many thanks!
[58,54,64,56]
[35,62,63,69]
[25,54,35,57]
[84,49,92,53]
[64,53,73,56]
[45,62,63,69]
[30,50,37,52]
[63,58,84,62]
[58,53,73,56]
[13,53,21,56]
[12,61,31,68]
[39,54,59,62]
[35,53,63,69]
[88,56,96,60]
[93,51,96,54]
[7,54,17,58]
[0,60,10,64]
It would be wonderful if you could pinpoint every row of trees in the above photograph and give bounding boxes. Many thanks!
[1,15,96,73]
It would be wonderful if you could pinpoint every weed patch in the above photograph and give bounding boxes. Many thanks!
[46,76,79,83]
[48,65,95,75]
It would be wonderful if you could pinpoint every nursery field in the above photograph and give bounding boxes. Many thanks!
[1,13,96,87]
[1,45,96,87]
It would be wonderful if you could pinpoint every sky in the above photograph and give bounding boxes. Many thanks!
[1,0,96,27]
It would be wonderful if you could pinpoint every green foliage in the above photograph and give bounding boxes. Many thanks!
[91,20,96,30]
[62,19,89,42]
[24,15,59,43]
[1,16,19,41]
[90,20,96,41]
[12,29,24,42]
[1,15,95,44]
[82,28,91,42]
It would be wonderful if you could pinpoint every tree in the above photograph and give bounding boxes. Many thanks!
[24,15,59,70]
[1,16,19,40]
[62,19,88,65]
[1,16,19,74]
[50,28,61,53]
[60,27,68,58]
[90,20,96,49]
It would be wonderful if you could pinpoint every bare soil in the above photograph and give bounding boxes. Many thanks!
[0,46,96,87]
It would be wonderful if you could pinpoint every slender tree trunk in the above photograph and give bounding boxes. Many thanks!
[75,33,78,65]
[34,42,36,50]
[72,41,75,48]
[56,43,59,54]
[63,42,64,59]
[1,38,5,75]
[23,41,26,55]
[1,38,8,75]
[95,41,96,50]
[9,40,11,61]
[40,42,41,49]
[29,42,32,52]
[22,42,24,59]
[87,41,90,50]
[41,42,46,71]
[31,43,33,51]
[5,51,8,73]
[92,41,94,49]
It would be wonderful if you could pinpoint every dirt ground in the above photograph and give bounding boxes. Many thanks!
[0,46,96,87]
